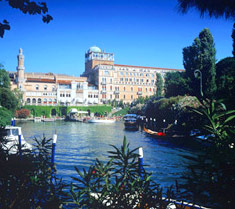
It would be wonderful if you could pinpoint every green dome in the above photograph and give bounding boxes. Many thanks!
[88,46,102,53]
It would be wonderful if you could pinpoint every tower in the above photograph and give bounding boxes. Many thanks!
[85,46,114,74]
[17,48,25,87]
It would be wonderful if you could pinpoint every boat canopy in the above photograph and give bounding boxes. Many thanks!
[124,114,138,118]
[69,108,78,114]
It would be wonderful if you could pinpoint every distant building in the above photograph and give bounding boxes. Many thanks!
[10,49,98,106]
[82,46,184,104]
[10,47,184,106]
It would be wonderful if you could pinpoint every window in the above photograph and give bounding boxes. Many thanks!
[129,78,132,82]
[149,88,152,92]
[44,98,47,103]
[36,85,39,90]
[120,78,123,81]
[125,78,128,82]
[44,85,47,90]
[38,98,42,104]
[140,73,143,76]
[125,72,128,76]
[146,88,147,92]
[131,87,133,92]
[110,95,112,99]
[138,87,142,92]
[120,72,123,76]
[124,87,126,91]
[110,78,112,83]
[123,95,126,99]
[131,95,133,99]
[141,79,144,83]
[52,86,55,91]
[110,86,112,90]
[27,98,31,104]
[115,94,119,99]
[32,98,36,104]
[104,71,109,76]
[146,73,149,77]
[136,79,139,82]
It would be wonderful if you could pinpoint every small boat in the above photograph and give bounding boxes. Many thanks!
[34,117,42,122]
[88,118,116,123]
[123,114,139,130]
[42,118,55,122]
[144,126,166,136]
[65,109,89,122]
[1,126,32,154]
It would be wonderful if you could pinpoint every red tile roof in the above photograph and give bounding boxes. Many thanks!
[57,80,71,85]
[113,64,184,71]
[27,78,56,83]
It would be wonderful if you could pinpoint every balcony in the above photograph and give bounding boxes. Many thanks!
[137,91,142,95]
[114,90,120,94]
[101,90,106,94]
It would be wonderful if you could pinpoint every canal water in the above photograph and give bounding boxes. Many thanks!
[17,120,198,188]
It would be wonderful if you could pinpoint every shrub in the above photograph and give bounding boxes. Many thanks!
[67,137,177,208]
[15,108,30,118]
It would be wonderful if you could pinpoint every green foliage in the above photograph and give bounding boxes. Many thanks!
[0,66,10,89]
[0,107,13,127]
[164,72,190,97]
[181,99,235,208]
[183,28,217,98]
[112,107,129,116]
[177,0,235,20]
[15,108,30,118]
[67,137,174,208]
[23,105,112,118]
[216,57,235,108]
[156,72,164,97]
[144,96,201,132]
[232,23,235,57]
[0,0,52,38]
[0,87,19,112]
[0,136,66,208]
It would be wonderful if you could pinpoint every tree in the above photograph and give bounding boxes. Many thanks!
[178,0,235,56]
[0,65,10,89]
[164,72,190,98]
[0,107,13,127]
[178,0,235,20]
[232,23,235,57]
[155,72,164,97]
[0,0,52,38]
[0,88,19,112]
[216,57,235,108]
[183,28,217,98]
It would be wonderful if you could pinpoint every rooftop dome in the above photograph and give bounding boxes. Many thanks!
[88,46,102,53]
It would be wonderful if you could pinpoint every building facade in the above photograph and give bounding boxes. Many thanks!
[10,47,183,106]
[10,48,98,106]
[83,46,184,104]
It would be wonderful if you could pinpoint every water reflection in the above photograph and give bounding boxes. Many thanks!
[18,121,198,187]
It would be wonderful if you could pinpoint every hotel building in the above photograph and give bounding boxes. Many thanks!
[82,46,184,104]
[9,47,183,106]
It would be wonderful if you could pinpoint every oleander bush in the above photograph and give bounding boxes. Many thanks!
[0,135,67,208]
[66,137,180,209]
[15,108,30,118]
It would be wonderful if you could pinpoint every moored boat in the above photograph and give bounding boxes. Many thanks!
[123,114,139,130]
[1,126,32,154]
[88,118,116,123]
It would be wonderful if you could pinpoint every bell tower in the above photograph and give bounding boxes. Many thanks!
[17,48,25,86]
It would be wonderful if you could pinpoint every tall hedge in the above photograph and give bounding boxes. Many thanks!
[23,105,112,118]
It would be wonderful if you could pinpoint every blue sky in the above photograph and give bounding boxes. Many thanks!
[0,0,233,76]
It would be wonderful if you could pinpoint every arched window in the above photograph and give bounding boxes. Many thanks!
[44,85,47,90]
[43,98,47,103]
[38,98,42,104]
[49,98,52,104]
[36,84,39,90]
[27,98,31,104]
[52,85,55,91]
[32,98,36,104]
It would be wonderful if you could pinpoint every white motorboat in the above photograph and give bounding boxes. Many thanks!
[1,126,32,154]
[88,118,116,123]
